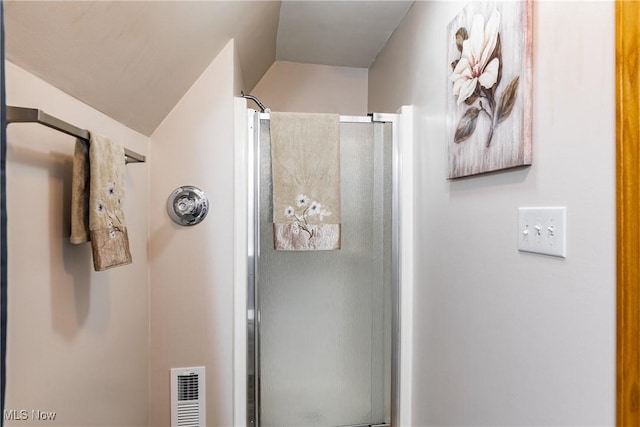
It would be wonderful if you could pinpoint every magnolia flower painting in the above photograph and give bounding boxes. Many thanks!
[447,1,532,179]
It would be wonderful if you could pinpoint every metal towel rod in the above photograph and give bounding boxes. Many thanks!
[6,106,146,164]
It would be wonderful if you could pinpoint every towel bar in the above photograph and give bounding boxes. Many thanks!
[6,106,146,164]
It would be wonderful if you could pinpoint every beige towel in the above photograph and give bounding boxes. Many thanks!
[70,139,90,244]
[71,133,132,271]
[270,112,341,250]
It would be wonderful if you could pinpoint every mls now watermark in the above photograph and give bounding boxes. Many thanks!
[4,409,57,421]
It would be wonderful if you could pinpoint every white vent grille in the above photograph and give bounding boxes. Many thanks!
[178,374,199,401]
[171,367,205,427]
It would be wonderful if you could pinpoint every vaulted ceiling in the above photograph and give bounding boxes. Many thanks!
[4,1,413,136]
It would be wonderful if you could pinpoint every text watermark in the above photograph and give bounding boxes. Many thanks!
[4,409,57,421]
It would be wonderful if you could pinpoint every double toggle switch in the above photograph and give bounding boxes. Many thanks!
[518,207,566,258]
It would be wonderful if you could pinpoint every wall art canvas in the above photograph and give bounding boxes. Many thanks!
[447,0,532,179]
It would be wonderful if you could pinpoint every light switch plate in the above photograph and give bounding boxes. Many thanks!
[518,207,566,258]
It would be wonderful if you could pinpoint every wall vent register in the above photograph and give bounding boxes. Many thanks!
[171,367,206,427]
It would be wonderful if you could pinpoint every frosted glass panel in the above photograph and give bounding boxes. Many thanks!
[258,120,392,427]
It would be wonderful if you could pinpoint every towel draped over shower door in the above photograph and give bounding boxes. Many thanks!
[270,112,341,250]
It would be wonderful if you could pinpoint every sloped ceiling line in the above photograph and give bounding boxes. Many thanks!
[4,1,412,136]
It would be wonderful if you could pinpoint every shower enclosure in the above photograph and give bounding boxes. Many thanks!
[247,112,399,427]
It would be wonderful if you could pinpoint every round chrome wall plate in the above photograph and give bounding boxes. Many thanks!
[166,186,209,226]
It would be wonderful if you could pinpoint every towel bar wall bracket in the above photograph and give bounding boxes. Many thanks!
[5,106,146,164]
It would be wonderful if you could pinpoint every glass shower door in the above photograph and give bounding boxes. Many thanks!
[257,119,392,427]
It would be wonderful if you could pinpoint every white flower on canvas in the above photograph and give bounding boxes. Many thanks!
[450,9,501,105]
[449,7,520,148]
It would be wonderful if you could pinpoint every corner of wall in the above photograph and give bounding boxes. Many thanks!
[148,38,237,427]
[232,39,245,96]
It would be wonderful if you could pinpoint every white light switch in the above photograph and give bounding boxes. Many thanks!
[518,207,566,258]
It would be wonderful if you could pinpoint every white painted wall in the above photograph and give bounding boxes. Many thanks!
[369,2,616,426]
[4,61,150,426]
[148,40,240,427]
[251,61,368,115]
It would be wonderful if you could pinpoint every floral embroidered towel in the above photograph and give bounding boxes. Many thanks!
[270,112,341,250]
[70,133,132,271]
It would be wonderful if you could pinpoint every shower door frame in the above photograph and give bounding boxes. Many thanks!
[241,109,412,427]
